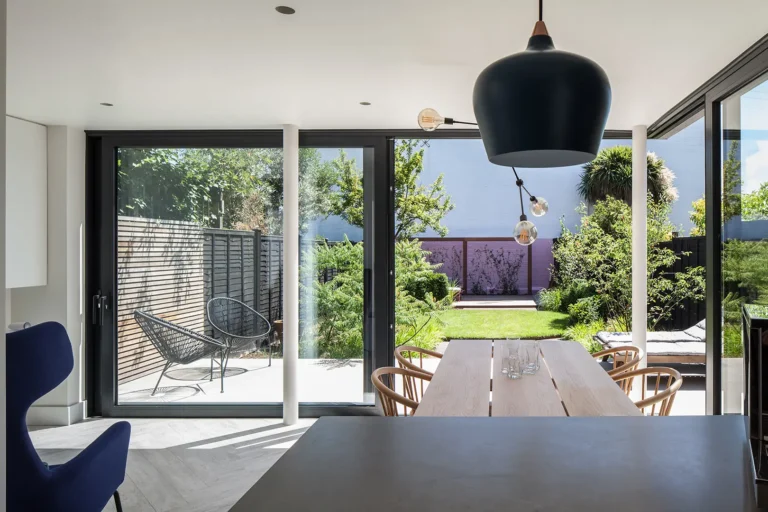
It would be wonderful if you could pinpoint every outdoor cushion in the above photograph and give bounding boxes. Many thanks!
[683,319,706,340]
[594,320,706,359]
[604,339,705,356]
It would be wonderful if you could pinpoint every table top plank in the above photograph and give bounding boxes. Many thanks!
[231,416,757,512]
[491,339,566,417]
[541,339,641,416]
[415,339,491,417]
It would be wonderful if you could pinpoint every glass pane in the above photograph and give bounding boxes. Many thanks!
[116,147,283,404]
[721,73,768,414]
[394,129,705,415]
[299,147,373,404]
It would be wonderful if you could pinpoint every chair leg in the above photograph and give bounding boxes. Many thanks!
[151,362,172,396]
[210,355,214,381]
[220,349,230,393]
[113,491,123,512]
[269,339,273,367]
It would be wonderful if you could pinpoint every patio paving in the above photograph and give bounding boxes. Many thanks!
[118,358,374,405]
[118,340,708,415]
[453,295,537,310]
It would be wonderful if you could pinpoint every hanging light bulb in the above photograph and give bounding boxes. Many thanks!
[514,216,538,246]
[417,108,445,131]
[417,108,478,131]
[530,196,549,217]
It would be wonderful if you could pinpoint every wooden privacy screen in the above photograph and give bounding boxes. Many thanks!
[117,216,344,384]
[117,217,206,383]
[117,217,288,384]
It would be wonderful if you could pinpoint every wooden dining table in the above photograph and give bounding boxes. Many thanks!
[415,339,641,417]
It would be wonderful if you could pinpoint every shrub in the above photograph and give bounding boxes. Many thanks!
[552,197,705,331]
[536,288,562,312]
[300,238,451,359]
[403,272,450,302]
[563,320,605,354]
[561,280,597,311]
[567,296,602,325]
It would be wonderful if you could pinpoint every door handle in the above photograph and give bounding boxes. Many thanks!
[92,291,108,326]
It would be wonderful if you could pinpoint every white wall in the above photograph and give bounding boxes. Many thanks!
[10,126,85,426]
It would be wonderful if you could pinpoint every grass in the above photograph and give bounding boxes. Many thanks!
[438,309,570,340]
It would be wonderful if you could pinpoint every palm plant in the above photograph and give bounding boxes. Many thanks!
[578,146,678,205]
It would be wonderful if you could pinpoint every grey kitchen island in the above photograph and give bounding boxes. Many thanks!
[231,416,757,511]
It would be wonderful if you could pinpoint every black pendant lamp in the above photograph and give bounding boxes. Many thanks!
[472,0,611,168]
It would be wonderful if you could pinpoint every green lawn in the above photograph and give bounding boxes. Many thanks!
[439,309,570,340]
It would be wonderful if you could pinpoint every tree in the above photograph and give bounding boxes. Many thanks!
[118,147,339,233]
[743,183,768,221]
[689,141,742,235]
[250,148,341,234]
[329,140,455,239]
[578,146,678,205]
[117,148,259,228]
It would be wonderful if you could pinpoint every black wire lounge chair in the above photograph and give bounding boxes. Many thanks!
[134,310,226,396]
[206,297,273,392]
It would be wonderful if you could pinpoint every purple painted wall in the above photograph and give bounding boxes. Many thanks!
[420,238,553,295]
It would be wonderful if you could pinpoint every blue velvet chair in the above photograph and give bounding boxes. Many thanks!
[7,322,131,511]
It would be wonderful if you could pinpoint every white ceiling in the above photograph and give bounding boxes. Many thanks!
[7,0,768,130]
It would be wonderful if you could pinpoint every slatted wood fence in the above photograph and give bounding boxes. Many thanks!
[118,217,349,384]
[117,217,206,383]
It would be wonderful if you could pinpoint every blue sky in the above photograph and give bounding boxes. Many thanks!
[309,83,768,242]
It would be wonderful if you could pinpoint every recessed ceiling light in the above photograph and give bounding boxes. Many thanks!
[99,102,114,107]
[359,101,371,106]
[275,6,295,15]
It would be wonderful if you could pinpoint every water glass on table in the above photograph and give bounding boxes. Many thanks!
[501,339,520,376]
[506,353,522,379]
[521,340,540,375]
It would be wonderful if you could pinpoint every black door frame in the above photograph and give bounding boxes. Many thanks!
[703,48,768,415]
[85,130,394,417]
[85,127,638,418]
[648,34,768,415]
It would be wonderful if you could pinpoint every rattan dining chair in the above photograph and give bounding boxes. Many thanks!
[371,367,432,417]
[592,345,643,376]
[611,367,683,416]
[395,345,443,374]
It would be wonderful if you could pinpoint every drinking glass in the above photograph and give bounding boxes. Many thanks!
[521,340,540,375]
[507,354,522,379]
[502,339,520,375]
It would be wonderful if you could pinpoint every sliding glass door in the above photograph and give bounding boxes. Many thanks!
[87,131,390,416]
[718,73,768,414]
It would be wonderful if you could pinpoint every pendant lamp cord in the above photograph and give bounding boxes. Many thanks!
[539,0,543,21]
[512,167,526,219]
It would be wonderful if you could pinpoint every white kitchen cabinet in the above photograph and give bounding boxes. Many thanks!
[6,117,47,288]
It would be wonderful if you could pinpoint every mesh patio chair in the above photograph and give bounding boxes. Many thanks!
[206,297,273,392]
[134,310,226,396]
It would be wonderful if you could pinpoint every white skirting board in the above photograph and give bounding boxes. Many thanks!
[27,401,86,426]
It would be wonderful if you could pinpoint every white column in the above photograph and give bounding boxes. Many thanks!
[282,125,299,425]
[632,125,648,372]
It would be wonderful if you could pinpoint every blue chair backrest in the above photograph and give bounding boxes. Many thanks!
[6,322,74,490]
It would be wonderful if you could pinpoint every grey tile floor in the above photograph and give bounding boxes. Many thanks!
[31,418,315,512]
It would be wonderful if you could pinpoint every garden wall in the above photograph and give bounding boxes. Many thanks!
[419,237,554,295]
